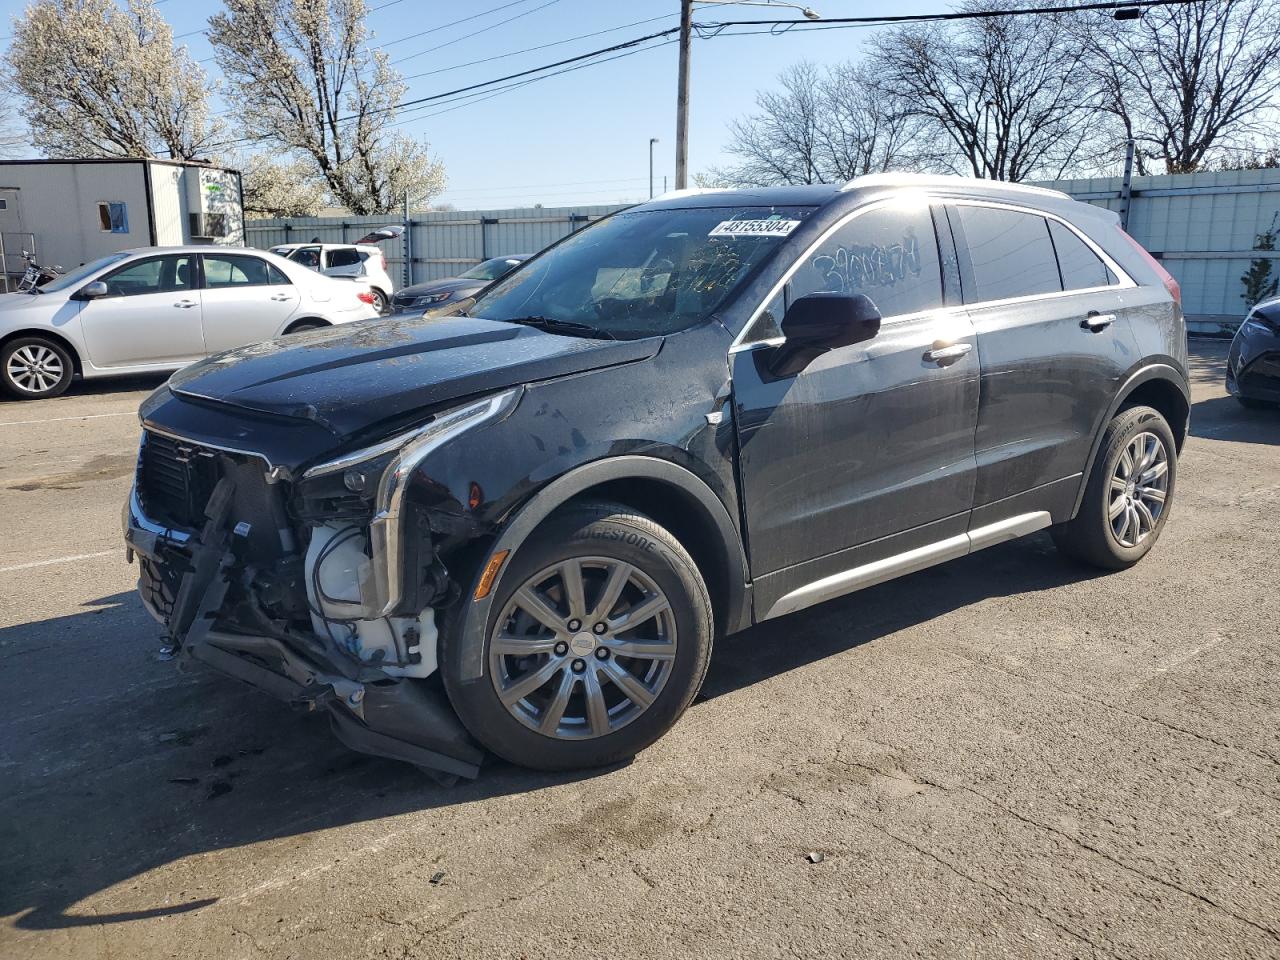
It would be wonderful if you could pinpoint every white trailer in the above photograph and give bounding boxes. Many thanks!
[0,158,245,288]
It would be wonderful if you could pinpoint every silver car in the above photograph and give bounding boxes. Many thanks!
[0,246,381,400]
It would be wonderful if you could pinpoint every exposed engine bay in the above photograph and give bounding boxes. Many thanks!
[124,429,485,782]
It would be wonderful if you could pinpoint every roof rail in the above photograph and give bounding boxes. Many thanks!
[840,172,1071,200]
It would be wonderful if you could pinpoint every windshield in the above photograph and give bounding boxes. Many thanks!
[468,205,814,339]
[40,253,132,293]
[460,257,520,282]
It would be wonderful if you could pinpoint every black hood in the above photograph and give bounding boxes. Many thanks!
[167,315,662,440]
[396,278,482,299]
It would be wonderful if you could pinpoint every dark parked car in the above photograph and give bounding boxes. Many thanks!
[1227,296,1280,408]
[388,255,529,314]
[124,175,1189,780]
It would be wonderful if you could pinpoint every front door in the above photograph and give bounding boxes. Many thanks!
[198,252,300,354]
[731,201,980,612]
[79,254,204,367]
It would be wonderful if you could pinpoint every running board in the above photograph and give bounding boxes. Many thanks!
[764,511,1052,620]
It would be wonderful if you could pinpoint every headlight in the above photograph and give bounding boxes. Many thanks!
[302,389,521,618]
[303,389,520,493]
[1241,314,1275,336]
[419,292,454,305]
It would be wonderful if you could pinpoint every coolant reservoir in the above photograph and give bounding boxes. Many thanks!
[304,524,438,679]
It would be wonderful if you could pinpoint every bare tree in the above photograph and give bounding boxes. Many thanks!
[3,0,219,159]
[208,0,445,215]
[869,0,1102,181]
[708,61,930,187]
[1079,0,1280,174]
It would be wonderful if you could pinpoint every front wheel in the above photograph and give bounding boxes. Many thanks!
[1052,405,1177,570]
[1,336,74,399]
[442,502,713,771]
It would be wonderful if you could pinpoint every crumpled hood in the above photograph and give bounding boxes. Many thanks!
[167,314,661,439]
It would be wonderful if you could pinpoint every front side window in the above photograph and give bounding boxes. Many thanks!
[97,201,128,234]
[956,205,1062,303]
[42,252,131,293]
[290,246,322,269]
[469,205,816,339]
[1049,220,1114,291]
[101,255,194,296]
[788,204,944,319]
[203,254,285,288]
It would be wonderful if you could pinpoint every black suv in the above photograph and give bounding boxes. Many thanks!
[124,175,1189,779]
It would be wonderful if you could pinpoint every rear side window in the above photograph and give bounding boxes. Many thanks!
[955,205,1061,303]
[203,254,288,288]
[327,247,362,267]
[1048,220,1113,290]
[789,205,944,319]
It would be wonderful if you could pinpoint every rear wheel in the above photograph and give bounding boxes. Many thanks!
[442,502,713,771]
[286,320,327,335]
[1,336,74,399]
[371,289,388,315]
[1052,405,1176,570]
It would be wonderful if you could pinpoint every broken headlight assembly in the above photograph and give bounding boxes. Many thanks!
[296,389,520,622]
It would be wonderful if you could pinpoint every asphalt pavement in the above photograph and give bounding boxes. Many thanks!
[2,342,1278,959]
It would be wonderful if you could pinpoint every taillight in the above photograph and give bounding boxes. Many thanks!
[1116,226,1180,304]
[357,290,376,305]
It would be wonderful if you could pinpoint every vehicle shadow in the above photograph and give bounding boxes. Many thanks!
[0,373,168,405]
[1,533,1100,932]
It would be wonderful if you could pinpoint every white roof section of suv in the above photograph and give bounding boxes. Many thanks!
[841,172,1071,200]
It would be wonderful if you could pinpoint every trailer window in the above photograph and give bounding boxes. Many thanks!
[97,202,129,234]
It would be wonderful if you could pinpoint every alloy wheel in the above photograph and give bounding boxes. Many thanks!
[489,556,678,740]
[7,344,64,395]
[1108,430,1169,548]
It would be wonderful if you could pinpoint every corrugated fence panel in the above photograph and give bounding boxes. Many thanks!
[249,174,1280,331]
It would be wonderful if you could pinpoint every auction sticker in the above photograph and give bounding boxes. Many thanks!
[709,219,801,238]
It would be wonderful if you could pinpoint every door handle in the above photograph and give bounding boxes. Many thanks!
[1082,312,1116,331]
[924,342,973,366]
[270,293,294,302]
[174,299,198,308]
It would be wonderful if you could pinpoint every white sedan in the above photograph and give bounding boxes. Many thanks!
[0,246,381,400]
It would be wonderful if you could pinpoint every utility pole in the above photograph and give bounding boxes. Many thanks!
[649,138,660,198]
[674,0,692,189]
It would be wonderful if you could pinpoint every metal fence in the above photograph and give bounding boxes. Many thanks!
[244,205,627,288]
[246,169,1280,334]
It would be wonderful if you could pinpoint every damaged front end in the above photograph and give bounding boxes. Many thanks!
[122,392,518,782]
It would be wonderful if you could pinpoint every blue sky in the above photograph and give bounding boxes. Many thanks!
[0,0,945,208]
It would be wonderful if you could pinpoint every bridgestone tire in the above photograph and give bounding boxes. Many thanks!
[442,501,714,771]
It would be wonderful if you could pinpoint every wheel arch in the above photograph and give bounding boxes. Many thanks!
[282,317,331,335]
[0,327,83,376]
[1070,363,1189,518]
[450,455,752,681]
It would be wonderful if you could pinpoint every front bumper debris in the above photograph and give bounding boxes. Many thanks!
[124,482,484,783]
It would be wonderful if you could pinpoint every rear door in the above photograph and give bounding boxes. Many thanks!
[731,200,979,611]
[198,252,300,354]
[946,201,1136,521]
[78,254,204,367]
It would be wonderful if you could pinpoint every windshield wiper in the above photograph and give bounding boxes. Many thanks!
[503,316,616,340]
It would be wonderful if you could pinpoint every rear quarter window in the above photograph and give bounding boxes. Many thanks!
[1048,220,1114,290]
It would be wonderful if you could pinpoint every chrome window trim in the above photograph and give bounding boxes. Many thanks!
[730,192,1138,353]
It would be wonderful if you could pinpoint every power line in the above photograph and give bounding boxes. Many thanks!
[197,0,1198,153]
[389,0,562,65]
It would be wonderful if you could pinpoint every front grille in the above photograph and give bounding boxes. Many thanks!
[138,431,222,530]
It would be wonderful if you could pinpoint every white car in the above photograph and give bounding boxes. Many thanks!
[269,243,396,314]
[0,246,381,400]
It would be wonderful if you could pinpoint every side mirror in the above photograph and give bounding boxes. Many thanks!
[770,292,881,376]
[77,281,110,300]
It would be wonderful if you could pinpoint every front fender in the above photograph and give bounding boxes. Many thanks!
[447,455,751,681]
